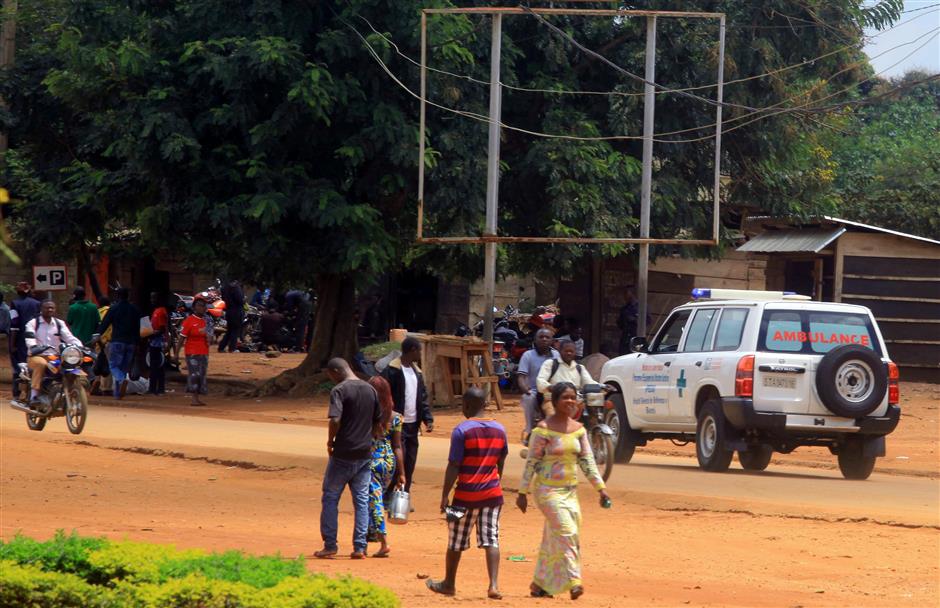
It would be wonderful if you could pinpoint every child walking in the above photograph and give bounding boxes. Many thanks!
[180,297,213,406]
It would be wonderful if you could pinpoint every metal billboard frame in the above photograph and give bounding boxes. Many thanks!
[414,6,726,340]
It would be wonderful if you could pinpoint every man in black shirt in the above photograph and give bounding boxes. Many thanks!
[96,287,141,399]
[316,357,381,560]
[217,280,244,353]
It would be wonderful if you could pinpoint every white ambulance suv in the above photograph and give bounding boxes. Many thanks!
[600,289,901,480]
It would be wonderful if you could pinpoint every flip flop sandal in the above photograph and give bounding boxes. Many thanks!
[530,585,552,598]
[570,585,584,600]
[488,590,504,600]
[373,548,391,558]
[426,579,455,596]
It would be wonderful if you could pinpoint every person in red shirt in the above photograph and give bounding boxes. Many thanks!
[180,297,212,406]
[148,292,169,396]
[428,387,508,600]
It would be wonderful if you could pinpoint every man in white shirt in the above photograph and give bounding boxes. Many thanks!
[536,340,596,419]
[382,337,434,498]
[23,300,82,405]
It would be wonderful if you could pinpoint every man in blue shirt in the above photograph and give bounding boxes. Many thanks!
[516,328,559,442]
[9,282,41,401]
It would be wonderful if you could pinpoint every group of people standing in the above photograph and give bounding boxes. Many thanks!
[318,336,608,600]
[3,281,216,407]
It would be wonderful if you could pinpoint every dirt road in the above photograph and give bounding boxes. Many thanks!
[2,402,937,607]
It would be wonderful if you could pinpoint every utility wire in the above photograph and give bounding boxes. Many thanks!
[344,14,939,145]
[657,33,940,144]
[357,6,936,100]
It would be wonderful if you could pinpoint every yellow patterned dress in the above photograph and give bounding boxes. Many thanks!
[519,425,606,595]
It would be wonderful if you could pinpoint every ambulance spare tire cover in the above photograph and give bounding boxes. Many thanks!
[815,345,886,418]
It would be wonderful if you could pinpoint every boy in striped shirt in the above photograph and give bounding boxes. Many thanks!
[428,387,508,600]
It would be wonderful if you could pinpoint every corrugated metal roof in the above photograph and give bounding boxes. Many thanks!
[737,227,846,253]
[823,216,940,246]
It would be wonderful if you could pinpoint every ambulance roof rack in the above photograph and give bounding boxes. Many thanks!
[691,288,813,301]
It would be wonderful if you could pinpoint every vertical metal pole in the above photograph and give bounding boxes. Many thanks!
[416,11,427,239]
[637,16,656,339]
[482,14,502,344]
[711,15,726,244]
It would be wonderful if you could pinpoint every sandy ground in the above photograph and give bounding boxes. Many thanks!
[2,352,938,607]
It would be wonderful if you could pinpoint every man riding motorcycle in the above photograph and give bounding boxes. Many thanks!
[536,339,596,420]
[518,328,559,440]
[23,300,83,408]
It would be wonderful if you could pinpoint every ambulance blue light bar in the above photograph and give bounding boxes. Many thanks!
[692,288,802,301]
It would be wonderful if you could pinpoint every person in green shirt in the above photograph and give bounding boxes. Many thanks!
[66,286,101,346]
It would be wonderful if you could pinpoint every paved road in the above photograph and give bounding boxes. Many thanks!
[3,405,937,527]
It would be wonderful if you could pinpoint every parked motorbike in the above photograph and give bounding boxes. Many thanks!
[9,343,94,434]
[519,383,616,482]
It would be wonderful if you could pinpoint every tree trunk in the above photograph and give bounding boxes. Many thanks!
[299,273,358,373]
[78,244,104,302]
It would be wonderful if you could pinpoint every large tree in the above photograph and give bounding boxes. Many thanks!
[826,71,940,238]
[2,0,905,385]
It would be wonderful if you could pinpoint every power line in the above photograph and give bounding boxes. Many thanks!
[657,33,940,144]
[356,6,936,101]
[344,14,938,145]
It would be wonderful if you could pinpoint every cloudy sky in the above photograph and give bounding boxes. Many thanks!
[864,0,940,77]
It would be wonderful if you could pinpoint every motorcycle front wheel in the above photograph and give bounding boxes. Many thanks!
[66,383,88,435]
[590,428,615,482]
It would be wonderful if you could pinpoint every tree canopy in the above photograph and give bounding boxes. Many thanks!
[825,71,940,239]
[1,0,914,370]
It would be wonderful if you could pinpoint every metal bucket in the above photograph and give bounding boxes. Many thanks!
[388,490,410,524]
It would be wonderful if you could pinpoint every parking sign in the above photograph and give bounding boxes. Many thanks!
[32,265,69,291]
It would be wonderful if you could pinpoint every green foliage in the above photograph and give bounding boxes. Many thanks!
[4,0,901,276]
[158,550,307,589]
[826,73,940,238]
[0,560,118,608]
[0,534,398,608]
[0,531,107,583]
[85,541,204,584]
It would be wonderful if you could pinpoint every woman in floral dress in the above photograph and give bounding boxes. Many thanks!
[367,376,406,557]
[517,381,611,600]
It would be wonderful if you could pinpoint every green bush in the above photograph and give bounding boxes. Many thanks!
[86,540,204,584]
[0,560,117,607]
[159,551,306,589]
[0,534,399,608]
[0,531,107,582]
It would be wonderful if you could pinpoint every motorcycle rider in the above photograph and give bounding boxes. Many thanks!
[518,328,559,441]
[536,339,596,419]
[23,300,82,407]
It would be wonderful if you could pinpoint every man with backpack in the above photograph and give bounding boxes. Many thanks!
[536,339,596,420]
[23,300,83,407]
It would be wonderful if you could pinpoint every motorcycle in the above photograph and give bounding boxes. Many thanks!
[580,384,617,482]
[519,383,616,482]
[9,343,94,434]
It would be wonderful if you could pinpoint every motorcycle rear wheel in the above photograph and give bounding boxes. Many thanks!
[26,411,47,431]
[590,428,615,482]
[66,384,88,435]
